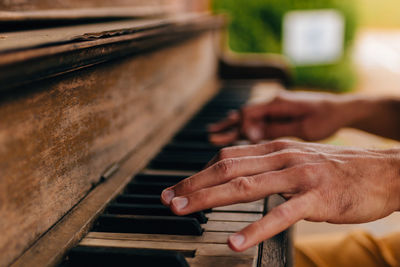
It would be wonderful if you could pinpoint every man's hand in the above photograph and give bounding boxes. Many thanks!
[161,140,400,252]
[208,91,365,145]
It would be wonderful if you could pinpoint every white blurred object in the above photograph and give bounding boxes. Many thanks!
[283,9,345,66]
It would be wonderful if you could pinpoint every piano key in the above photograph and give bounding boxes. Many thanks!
[203,221,250,233]
[95,214,203,236]
[79,238,257,258]
[141,169,196,177]
[163,141,221,153]
[155,150,215,161]
[150,153,211,171]
[86,231,231,244]
[213,200,265,213]
[116,194,162,205]
[151,154,213,169]
[105,203,208,224]
[62,246,189,267]
[134,173,187,184]
[206,212,262,222]
[126,181,174,195]
[173,129,209,142]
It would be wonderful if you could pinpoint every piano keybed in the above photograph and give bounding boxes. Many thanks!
[61,85,267,266]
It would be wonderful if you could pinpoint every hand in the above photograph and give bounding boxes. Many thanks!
[161,140,400,252]
[208,91,361,145]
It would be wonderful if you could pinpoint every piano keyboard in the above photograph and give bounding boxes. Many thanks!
[61,86,267,267]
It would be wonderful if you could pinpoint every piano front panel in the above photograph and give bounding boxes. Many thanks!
[1,29,219,267]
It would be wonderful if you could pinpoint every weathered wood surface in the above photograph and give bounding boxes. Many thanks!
[0,0,182,12]
[1,30,219,267]
[10,75,219,267]
[79,239,258,257]
[0,18,173,51]
[0,0,210,23]
[260,195,293,267]
[0,15,223,91]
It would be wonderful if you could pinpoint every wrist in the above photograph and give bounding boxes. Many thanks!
[327,95,372,128]
[384,148,400,211]
[336,96,384,128]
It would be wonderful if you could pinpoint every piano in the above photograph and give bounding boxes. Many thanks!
[0,1,292,266]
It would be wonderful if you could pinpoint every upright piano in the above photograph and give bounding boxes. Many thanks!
[0,1,292,266]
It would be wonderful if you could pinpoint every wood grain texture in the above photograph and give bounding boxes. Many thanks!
[86,232,232,244]
[186,256,257,267]
[0,15,223,91]
[79,239,257,257]
[260,195,293,267]
[10,76,219,267]
[0,0,183,12]
[1,32,218,267]
[0,0,210,21]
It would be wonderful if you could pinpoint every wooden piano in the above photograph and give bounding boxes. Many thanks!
[0,1,292,266]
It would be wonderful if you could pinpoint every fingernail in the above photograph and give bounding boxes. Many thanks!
[229,234,245,248]
[161,189,175,204]
[172,197,188,211]
[248,128,263,141]
[207,123,216,131]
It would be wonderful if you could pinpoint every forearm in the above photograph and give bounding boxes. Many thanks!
[341,96,400,141]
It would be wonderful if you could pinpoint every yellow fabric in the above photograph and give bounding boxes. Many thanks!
[295,231,400,267]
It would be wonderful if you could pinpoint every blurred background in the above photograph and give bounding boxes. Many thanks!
[212,0,400,96]
[212,0,400,240]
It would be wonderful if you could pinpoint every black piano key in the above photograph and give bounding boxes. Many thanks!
[150,155,212,170]
[95,214,204,235]
[173,129,209,142]
[126,181,175,195]
[134,174,187,184]
[150,159,206,171]
[163,141,221,153]
[116,194,162,205]
[106,203,208,224]
[155,151,215,162]
[62,246,190,267]
[115,195,212,214]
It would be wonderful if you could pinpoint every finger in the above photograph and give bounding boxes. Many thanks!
[228,197,308,252]
[207,111,240,133]
[169,171,298,215]
[239,100,309,142]
[206,140,297,167]
[240,107,264,143]
[209,129,240,146]
[243,124,265,143]
[161,154,289,205]
[206,142,284,168]
[264,121,305,139]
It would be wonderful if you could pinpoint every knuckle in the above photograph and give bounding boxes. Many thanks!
[269,140,291,151]
[273,93,286,103]
[300,163,318,177]
[295,164,320,189]
[231,177,253,194]
[214,158,235,177]
[274,149,297,161]
[274,205,293,223]
[217,148,232,160]
[179,177,194,192]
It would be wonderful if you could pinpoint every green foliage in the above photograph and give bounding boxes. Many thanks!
[212,0,358,92]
